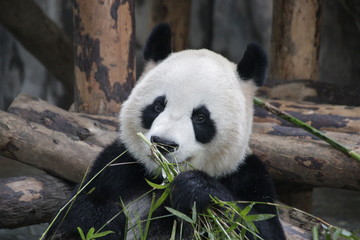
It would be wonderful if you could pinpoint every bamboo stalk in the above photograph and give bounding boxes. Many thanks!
[253,97,360,162]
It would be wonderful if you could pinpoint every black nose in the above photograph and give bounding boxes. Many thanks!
[150,136,179,153]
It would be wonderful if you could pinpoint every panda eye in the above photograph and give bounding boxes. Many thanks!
[154,102,164,113]
[192,113,207,124]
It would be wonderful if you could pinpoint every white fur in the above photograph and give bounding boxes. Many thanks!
[119,49,258,178]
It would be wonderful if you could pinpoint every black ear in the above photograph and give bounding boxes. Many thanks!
[143,23,172,62]
[237,43,268,87]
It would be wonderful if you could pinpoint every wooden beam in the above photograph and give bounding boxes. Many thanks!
[269,0,322,81]
[151,0,191,51]
[73,0,135,116]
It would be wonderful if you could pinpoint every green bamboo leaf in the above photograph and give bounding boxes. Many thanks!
[165,207,194,224]
[152,187,171,211]
[246,214,275,222]
[240,203,254,217]
[170,220,177,240]
[86,227,95,239]
[333,228,341,240]
[77,227,86,240]
[92,230,114,239]
[145,179,169,189]
[312,226,319,240]
[191,202,197,223]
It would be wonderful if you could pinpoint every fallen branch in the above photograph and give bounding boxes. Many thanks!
[8,93,118,147]
[0,110,102,182]
[0,174,74,229]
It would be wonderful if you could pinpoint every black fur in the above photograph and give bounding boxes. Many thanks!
[46,140,285,240]
[191,105,216,144]
[143,23,172,62]
[237,43,268,86]
[141,95,166,129]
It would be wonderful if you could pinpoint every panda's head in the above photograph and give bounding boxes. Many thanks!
[120,24,267,177]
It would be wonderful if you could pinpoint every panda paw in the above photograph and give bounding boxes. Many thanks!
[170,170,233,214]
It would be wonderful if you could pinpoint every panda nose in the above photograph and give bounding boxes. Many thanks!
[150,136,179,153]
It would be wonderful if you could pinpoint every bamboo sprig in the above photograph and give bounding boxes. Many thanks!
[253,96,360,162]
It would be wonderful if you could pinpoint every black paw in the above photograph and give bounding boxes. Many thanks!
[170,170,233,214]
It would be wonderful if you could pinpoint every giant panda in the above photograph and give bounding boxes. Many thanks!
[46,23,285,240]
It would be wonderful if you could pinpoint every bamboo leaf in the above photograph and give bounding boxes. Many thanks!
[240,203,254,217]
[86,227,95,239]
[145,179,169,189]
[246,214,275,222]
[165,207,194,224]
[77,227,86,240]
[152,187,171,211]
[92,230,114,239]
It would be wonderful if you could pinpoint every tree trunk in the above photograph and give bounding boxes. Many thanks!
[269,0,322,81]
[151,0,191,51]
[0,174,74,229]
[73,0,135,116]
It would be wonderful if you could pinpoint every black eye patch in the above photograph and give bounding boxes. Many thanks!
[141,96,166,129]
[192,105,216,144]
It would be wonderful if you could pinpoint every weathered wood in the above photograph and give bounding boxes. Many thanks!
[73,0,135,116]
[269,0,322,81]
[258,79,360,106]
[8,93,118,147]
[254,99,360,134]
[151,0,191,51]
[0,174,74,229]
[279,204,322,232]
[0,0,74,95]
[251,124,360,191]
[281,221,311,240]
[0,110,102,182]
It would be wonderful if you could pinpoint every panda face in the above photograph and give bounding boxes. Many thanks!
[119,49,259,177]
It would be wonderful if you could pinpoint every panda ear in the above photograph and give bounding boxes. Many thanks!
[143,23,172,62]
[237,43,268,87]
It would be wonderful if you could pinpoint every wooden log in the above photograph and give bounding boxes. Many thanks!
[251,123,360,191]
[0,110,102,182]
[0,174,74,229]
[8,93,118,147]
[269,0,322,81]
[73,0,135,116]
[0,0,74,95]
[258,79,360,106]
[254,99,360,134]
[151,0,191,51]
